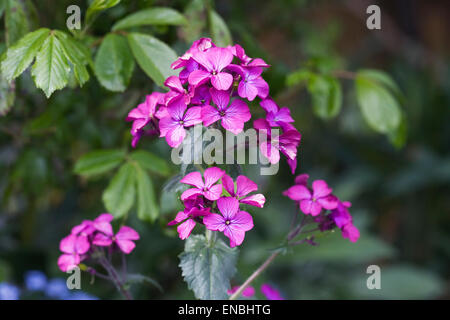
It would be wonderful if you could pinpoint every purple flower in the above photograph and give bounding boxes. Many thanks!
[203,197,254,248]
[229,44,270,68]
[260,98,294,127]
[228,65,269,101]
[126,92,164,147]
[222,174,266,208]
[201,88,251,134]
[330,201,360,242]
[158,101,202,148]
[93,225,140,254]
[256,119,301,173]
[180,167,225,201]
[227,285,255,297]
[189,47,234,90]
[283,179,338,216]
[57,234,90,272]
[168,197,211,240]
[261,284,284,300]
[164,76,192,107]
[190,84,212,106]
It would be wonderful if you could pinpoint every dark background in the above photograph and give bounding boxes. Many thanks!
[0,0,449,299]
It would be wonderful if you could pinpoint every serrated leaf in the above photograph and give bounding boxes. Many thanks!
[129,150,170,176]
[54,30,91,86]
[94,33,134,92]
[307,74,342,119]
[5,0,30,46]
[179,234,238,300]
[134,163,159,222]
[127,32,178,87]
[86,0,121,26]
[355,74,401,134]
[31,33,71,97]
[74,149,125,177]
[1,28,50,82]
[112,7,187,31]
[102,162,136,218]
[209,10,232,47]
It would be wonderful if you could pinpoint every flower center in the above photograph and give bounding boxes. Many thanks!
[312,197,316,202]
[225,220,231,225]
[179,120,184,125]
[212,70,218,75]
[219,110,226,117]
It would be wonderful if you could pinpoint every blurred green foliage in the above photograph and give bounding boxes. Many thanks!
[0,0,449,299]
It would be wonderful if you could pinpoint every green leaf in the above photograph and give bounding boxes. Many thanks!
[74,149,125,177]
[94,33,134,92]
[388,112,407,148]
[127,32,178,87]
[209,10,232,47]
[4,0,30,46]
[307,74,342,119]
[355,73,402,134]
[54,31,91,86]
[0,73,15,115]
[349,265,444,299]
[135,163,159,222]
[31,33,71,98]
[129,150,170,176]
[86,0,121,26]
[179,234,238,300]
[357,69,402,97]
[112,7,187,31]
[286,69,313,87]
[102,162,136,218]
[1,28,50,82]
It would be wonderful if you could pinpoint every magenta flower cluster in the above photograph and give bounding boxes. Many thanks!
[168,167,265,247]
[283,174,360,242]
[57,213,140,272]
[126,38,300,172]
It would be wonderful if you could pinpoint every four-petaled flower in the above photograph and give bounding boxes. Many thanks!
[57,234,89,272]
[168,197,211,240]
[203,197,254,247]
[180,167,225,201]
[189,47,234,90]
[93,226,140,254]
[159,101,202,148]
[201,88,251,134]
[283,180,338,216]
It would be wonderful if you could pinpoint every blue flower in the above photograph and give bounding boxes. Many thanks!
[45,278,70,299]
[24,270,47,291]
[0,282,20,300]
[68,292,99,300]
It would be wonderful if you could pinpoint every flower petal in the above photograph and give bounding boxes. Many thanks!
[217,196,239,220]
[230,211,254,232]
[312,180,332,198]
[203,167,225,188]
[180,171,204,189]
[203,213,226,232]
[235,175,258,197]
[211,72,233,91]
[240,194,266,208]
[177,219,196,240]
